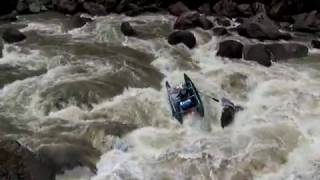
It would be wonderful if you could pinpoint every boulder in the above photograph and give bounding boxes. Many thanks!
[220,98,243,128]
[198,3,211,15]
[243,44,272,67]
[198,14,214,30]
[0,139,55,180]
[168,30,196,49]
[311,39,320,49]
[212,27,229,36]
[29,3,42,13]
[174,11,200,30]
[237,4,253,17]
[215,17,231,27]
[237,12,291,40]
[120,22,137,36]
[243,43,309,66]
[83,2,107,16]
[2,28,26,43]
[213,0,238,18]
[292,11,320,33]
[217,40,243,59]
[251,2,266,14]
[266,43,308,61]
[168,1,190,16]
[174,11,213,30]
[55,0,79,14]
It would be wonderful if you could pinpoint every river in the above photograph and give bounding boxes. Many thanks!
[1,11,320,180]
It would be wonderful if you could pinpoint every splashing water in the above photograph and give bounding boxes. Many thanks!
[1,12,320,180]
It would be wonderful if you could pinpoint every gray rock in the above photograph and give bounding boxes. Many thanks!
[0,138,55,180]
[217,40,243,59]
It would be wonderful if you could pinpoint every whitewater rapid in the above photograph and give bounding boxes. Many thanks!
[1,12,320,180]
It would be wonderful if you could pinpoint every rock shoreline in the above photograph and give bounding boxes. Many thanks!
[1,0,320,66]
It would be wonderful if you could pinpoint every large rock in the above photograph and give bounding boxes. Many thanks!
[2,28,26,43]
[174,11,213,30]
[0,139,55,180]
[237,12,291,40]
[120,22,138,36]
[243,44,272,67]
[213,0,238,18]
[212,27,229,36]
[0,1,19,16]
[55,0,79,14]
[198,14,214,30]
[266,43,308,61]
[217,40,243,59]
[243,43,309,66]
[215,17,231,27]
[168,30,196,49]
[292,11,320,33]
[168,1,190,16]
[174,11,200,30]
[198,3,211,15]
[83,2,107,16]
[237,4,253,17]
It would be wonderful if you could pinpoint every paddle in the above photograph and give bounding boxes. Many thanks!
[198,91,244,111]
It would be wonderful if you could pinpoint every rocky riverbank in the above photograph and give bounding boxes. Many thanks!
[1,0,320,66]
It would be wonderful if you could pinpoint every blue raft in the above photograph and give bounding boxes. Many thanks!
[165,74,205,124]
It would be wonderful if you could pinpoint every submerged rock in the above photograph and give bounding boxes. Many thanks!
[36,143,100,175]
[168,30,196,49]
[121,22,138,36]
[2,28,26,43]
[0,138,55,180]
[68,14,92,29]
[217,40,243,59]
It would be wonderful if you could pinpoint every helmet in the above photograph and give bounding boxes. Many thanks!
[180,89,187,96]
